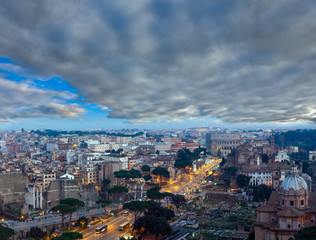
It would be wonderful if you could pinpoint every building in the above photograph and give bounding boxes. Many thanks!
[206,132,242,156]
[82,165,98,185]
[309,151,316,161]
[254,164,316,240]
[275,151,290,162]
[248,170,273,186]
[43,172,56,191]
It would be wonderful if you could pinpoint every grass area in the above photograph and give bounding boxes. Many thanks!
[91,220,102,226]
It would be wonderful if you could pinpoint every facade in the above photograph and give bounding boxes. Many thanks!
[309,151,316,161]
[248,170,273,186]
[43,173,56,191]
[83,165,98,185]
[254,165,316,240]
[275,151,290,162]
[206,132,242,156]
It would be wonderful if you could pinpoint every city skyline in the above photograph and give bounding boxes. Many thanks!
[1,0,316,130]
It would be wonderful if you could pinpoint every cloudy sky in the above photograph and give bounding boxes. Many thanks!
[0,0,316,130]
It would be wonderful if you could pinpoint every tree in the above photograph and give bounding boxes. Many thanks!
[236,174,250,188]
[152,167,170,186]
[134,215,171,240]
[60,198,85,231]
[123,201,149,233]
[146,187,164,201]
[141,165,151,172]
[174,160,192,169]
[79,141,88,149]
[51,204,76,227]
[171,195,186,211]
[100,179,111,197]
[51,232,83,240]
[29,226,45,240]
[108,186,129,213]
[130,169,142,178]
[96,198,112,218]
[224,167,238,176]
[76,216,88,229]
[253,185,273,202]
[220,157,227,167]
[0,225,15,240]
[145,201,174,220]
[261,154,269,163]
[156,150,160,155]
[294,226,316,240]
[143,174,152,181]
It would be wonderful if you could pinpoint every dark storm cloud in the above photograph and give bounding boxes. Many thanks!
[0,0,316,123]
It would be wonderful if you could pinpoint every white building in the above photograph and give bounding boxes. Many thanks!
[249,170,273,186]
[275,151,290,162]
[25,183,43,209]
[46,142,58,152]
[309,151,316,161]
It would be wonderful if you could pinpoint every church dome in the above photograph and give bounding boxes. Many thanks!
[280,174,308,192]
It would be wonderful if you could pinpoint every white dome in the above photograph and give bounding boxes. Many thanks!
[280,175,308,192]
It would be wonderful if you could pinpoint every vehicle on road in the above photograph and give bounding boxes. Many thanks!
[119,221,129,231]
[95,224,108,234]
[123,210,129,216]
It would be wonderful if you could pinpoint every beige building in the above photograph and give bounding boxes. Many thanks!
[255,165,316,240]
[43,172,56,191]
[83,165,98,185]
[206,132,242,156]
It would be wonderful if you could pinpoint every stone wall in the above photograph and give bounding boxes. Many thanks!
[0,173,28,209]
[43,178,98,209]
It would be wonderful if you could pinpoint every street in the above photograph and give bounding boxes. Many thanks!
[82,213,132,240]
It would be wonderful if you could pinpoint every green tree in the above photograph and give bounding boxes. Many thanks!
[96,198,112,218]
[60,198,85,230]
[146,187,164,201]
[152,167,170,186]
[145,201,174,220]
[100,179,111,197]
[51,232,83,240]
[224,178,231,187]
[130,169,142,178]
[141,165,151,172]
[261,154,269,163]
[79,141,88,149]
[108,186,129,213]
[236,174,250,188]
[123,201,149,233]
[224,167,238,176]
[294,226,316,240]
[76,216,88,229]
[0,225,15,240]
[253,185,273,202]
[143,174,152,181]
[134,215,171,240]
[171,195,186,211]
[220,157,227,167]
[51,204,76,227]
[29,226,45,240]
[174,160,192,169]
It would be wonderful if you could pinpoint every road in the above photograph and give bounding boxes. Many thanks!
[82,213,132,240]
[162,158,221,197]
[9,207,115,231]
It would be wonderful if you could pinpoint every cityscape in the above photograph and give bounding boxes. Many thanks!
[1,1,316,240]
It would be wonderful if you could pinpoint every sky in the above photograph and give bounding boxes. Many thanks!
[0,0,316,130]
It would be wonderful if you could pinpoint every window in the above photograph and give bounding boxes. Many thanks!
[288,224,291,229]
[282,200,285,205]
[290,201,294,206]
[301,200,304,205]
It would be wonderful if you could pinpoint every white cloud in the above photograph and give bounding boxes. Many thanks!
[0,78,85,122]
